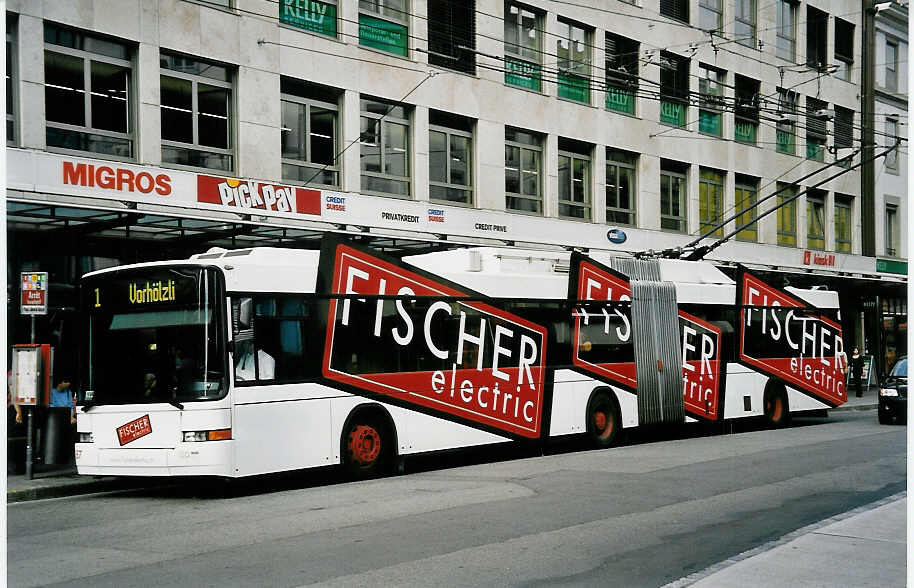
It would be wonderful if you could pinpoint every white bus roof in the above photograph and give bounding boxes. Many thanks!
[83,246,838,308]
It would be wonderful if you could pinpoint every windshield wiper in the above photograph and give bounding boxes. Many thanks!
[80,400,98,413]
[168,399,185,410]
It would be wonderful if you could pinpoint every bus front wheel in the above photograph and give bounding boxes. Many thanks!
[342,414,391,479]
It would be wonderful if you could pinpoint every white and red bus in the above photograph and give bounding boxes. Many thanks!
[75,237,847,478]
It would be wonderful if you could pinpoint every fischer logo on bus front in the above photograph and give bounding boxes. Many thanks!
[740,273,845,406]
[321,245,547,439]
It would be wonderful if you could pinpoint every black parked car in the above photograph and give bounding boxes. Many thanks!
[879,357,907,425]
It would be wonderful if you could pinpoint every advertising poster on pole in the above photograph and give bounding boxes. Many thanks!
[20,272,48,315]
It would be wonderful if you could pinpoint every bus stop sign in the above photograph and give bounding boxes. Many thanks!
[21,272,48,315]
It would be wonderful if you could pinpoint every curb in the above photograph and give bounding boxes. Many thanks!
[7,477,151,503]
[831,402,878,412]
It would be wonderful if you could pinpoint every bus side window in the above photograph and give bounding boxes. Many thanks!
[243,295,316,383]
[232,297,261,382]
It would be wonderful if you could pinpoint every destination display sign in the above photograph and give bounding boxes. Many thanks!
[569,254,722,421]
[319,240,548,439]
[738,271,846,407]
[87,267,208,313]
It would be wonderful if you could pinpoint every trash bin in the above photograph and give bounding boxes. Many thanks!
[43,407,73,465]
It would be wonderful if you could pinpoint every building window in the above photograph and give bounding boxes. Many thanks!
[606,149,636,226]
[806,6,828,71]
[660,160,688,232]
[834,105,854,166]
[660,0,689,23]
[806,190,826,250]
[776,183,797,246]
[360,96,410,197]
[775,0,796,61]
[359,0,409,56]
[279,0,338,38]
[734,75,759,144]
[605,34,638,115]
[280,78,340,187]
[886,117,899,171]
[885,40,898,92]
[699,168,724,237]
[885,204,899,256]
[505,127,542,214]
[834,18,854,81]
[806,97,827,162]
[834,195,852,253]
[699,64,724,137]
[504,2,542,91]
[699,0,722,32]
[429,110,473,205]
[660,52,688,127]
[160,53,233,171]
[556,18,591,103]
[44,24,133,159]
[734,0,756,48]
[558,138,591,220]
[428,0,475,75]
[6,16,17,146]
[734,176,758,242]
[776,88,797,155]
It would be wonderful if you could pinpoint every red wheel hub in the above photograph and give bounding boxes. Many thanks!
[594,411,608,432]
[348,425,381,466]
[771,397,783,421]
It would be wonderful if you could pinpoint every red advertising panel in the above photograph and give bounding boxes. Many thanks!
[739,272,846,407]
[116,415,152,446]
[679,312,722,420]
[197,175,321,216]
[569,255,722,421]
[571,260,637,389]
[321,244,548,439]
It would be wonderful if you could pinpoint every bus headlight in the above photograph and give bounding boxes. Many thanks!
[183,429,232,442]
[77,432,94,443]
[880,388,899,397]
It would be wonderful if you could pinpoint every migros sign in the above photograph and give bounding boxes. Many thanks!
[62,161,172,195]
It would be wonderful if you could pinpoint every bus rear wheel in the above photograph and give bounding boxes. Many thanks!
[587,392,621,449]
[343,416,390,479]
[763,385,790,428]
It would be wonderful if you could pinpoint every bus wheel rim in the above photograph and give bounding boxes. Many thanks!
[594,410,612,438]
[348,425,381,466]
[772,397,783,422]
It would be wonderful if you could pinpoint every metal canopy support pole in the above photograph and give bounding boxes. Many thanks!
[25,408,34,480]
[861,0,877,257]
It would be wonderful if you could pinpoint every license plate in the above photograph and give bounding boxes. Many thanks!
[116,415,152,446]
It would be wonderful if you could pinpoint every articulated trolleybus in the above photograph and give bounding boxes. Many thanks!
[76,237,847,478]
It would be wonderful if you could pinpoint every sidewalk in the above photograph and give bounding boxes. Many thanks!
[833,383,880,412]
[673,493,907,588]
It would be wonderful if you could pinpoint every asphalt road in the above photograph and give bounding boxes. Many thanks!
[7,411,906,588]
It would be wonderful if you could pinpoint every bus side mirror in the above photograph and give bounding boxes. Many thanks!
[238,298,253,330]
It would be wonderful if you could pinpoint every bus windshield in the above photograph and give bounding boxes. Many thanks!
[83,267,226,405]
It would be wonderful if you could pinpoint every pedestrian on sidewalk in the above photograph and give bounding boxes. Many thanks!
[850,347,865,398]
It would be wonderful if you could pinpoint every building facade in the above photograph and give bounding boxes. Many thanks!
[874,1,908,372]
[5,0,907,377]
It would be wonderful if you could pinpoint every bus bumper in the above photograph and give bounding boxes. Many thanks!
[75,440,234,477]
